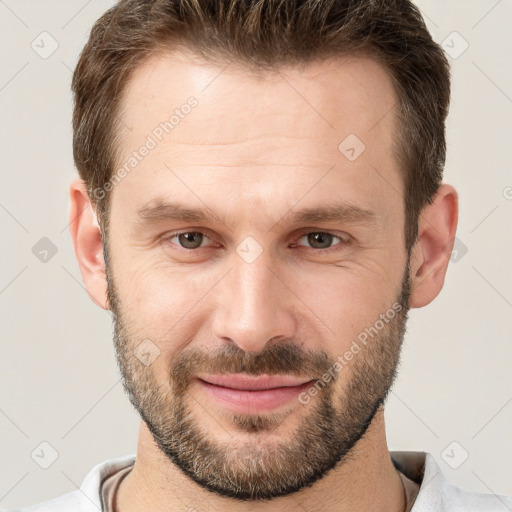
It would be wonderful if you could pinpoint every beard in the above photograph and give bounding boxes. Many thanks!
[105,246,411,501]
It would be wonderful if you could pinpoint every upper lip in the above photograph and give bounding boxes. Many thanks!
[196,374,313,391]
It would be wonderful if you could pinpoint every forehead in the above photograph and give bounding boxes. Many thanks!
[118,49,397,145]
[111,49,402,225]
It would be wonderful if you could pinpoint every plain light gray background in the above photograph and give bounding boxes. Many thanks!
[1,0,511,509]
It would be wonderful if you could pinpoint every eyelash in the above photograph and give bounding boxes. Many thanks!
[162,230,351,253]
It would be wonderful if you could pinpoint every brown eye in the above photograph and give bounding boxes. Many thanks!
[307,232,335,249]
[171,232,206,249]
[294,232,349,251]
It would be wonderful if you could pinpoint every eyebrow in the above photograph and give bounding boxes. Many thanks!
[135,198,377,229]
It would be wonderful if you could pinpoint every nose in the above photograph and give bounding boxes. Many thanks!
[211,251,297,353]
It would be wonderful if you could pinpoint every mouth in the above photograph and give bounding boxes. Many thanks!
[195,374,315,413]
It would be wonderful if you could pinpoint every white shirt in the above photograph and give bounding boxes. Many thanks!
[9,451,512,511]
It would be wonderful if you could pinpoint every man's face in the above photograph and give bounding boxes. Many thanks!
[104,52,411,500]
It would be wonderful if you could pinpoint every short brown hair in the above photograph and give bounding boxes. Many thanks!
[72,0,450,253]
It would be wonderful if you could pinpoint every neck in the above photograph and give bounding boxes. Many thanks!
[117,407,405,512]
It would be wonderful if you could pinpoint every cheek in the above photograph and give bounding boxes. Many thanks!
[111,232,405,359]
[294,260,402,351]
[113,257,215,344]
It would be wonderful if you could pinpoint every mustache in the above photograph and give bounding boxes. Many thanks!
[169,342,336,391]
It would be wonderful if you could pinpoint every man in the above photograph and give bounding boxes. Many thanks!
[13,0,512,511]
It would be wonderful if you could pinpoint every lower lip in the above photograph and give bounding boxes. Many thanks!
[196,379,314,414]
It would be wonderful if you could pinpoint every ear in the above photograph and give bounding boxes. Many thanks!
[409,184,459,309]
[68,177,109,310]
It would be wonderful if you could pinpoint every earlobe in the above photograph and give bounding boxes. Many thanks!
[68,177,110,310]
[409,184,459,309]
